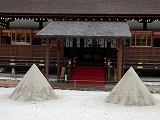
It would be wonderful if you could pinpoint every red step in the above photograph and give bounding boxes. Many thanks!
[69,66,106,85]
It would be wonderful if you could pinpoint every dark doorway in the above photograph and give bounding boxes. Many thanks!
[64,38,117,65]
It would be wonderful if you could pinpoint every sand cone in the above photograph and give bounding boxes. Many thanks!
[106,67,156,106]
[10,64,57,101]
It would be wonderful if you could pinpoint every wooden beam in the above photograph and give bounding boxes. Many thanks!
[108,39,120,51]
[117,39,123,81]
[45,38,49,80]
[49,38,61,50]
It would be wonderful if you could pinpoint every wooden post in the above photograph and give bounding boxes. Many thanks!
[57,50,60,79]
[0,29,1,56]
[30,30,33,56]
[61,38,64,58]
[107,59,110,81]
[57,39,61,79]
[45,38,49,80]
[117,39,123,81]
[151,31,154,59]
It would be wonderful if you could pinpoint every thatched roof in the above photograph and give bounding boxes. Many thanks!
[0,0,160,15]
[36,21,131,38]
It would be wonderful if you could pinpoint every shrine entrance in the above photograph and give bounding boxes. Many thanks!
[64,38,117,65]
[36,21,131,81]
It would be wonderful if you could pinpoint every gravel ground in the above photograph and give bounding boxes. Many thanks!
[0,73,160,93]
[145,85,160,94]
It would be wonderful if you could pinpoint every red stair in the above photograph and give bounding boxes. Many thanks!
[69,66,106,85]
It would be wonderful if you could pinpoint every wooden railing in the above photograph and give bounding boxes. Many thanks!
[123,59,160,77]
[0,44,63,58]
[105,58,160,82]
[57,57,76,82]
[104,58,117,83]
[124,59,160,70]
[0,56,69,68]
[124,47,160,60]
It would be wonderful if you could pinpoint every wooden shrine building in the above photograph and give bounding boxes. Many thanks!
[36,21,131,80]
[0,0,160,83]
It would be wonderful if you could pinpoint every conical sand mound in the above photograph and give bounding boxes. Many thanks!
[10,64,57,101]
[106,67,156,106]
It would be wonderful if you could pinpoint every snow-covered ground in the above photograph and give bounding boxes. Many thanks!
[0,87,160,120]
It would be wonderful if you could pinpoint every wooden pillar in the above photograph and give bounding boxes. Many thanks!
[0,29,1,56]
[151,31,154,59]
[61,38,64,58]
[117,39,123,81]
[45,38,49,79]
[30,30,33,56]
[57,50,60,79]
[57,40,61,79]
